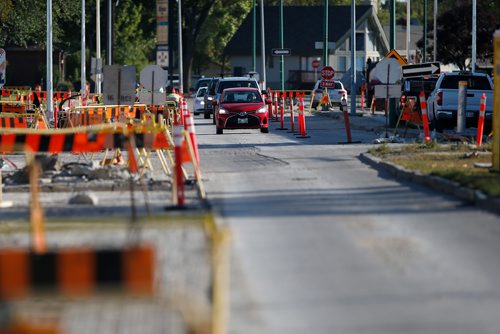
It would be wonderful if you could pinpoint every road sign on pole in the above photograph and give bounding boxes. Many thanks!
[320,66,335,80]
[272,48,291,56]
[103,65,136,106]
[139,65,168,105]
[385,49,407,65]
[402,62,440,78]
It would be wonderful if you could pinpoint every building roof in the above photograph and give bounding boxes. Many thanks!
[225,5,376,57]
[382,25,423,52]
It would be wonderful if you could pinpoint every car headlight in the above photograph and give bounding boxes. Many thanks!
[256,106,267,114]
[200,101,204,105]
[219,108,227,114]
[207,96,213,101]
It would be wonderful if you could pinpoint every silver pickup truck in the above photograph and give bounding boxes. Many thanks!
[426,72,493,131]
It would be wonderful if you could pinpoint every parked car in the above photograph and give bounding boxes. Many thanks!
[194,77,212,92]
[194,86,207,115]
[204,77,221,120]
[213,87,270,134]
[426,72,493,131]
[310,80,347,109]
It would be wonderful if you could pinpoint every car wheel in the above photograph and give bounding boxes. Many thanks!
[216,128,223,135]
[432,118,444,132]
[260,127,269,133]
[204,111,210,119]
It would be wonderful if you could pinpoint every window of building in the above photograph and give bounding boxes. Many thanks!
[338,56,347,72]
[356,32,365,51]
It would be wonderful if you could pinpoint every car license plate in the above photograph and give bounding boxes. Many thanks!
[237,118,248,124]
[466,112,474,117]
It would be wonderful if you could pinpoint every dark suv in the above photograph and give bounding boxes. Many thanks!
[204,77,221,119]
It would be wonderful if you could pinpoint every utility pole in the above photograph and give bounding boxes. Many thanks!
[279,0,284,91]
[471,0,476,72]
[323,0,328,66]
[46,0,53,116]
[388,0,397,126]
[96,0,102,94]
[260,0,266,89]
[81,0,86,97]
[350,0,356,115]
[107,0,112,65]
[177,0,183,93]
[406,0,410,63]
[252,0,256,72]
[423,0,427,62]
[433,0,437,62]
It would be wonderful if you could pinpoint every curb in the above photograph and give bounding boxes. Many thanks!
[359,153,500,215]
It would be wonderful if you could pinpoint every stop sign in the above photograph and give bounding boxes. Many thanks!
[320,66,335,80]
[312,59,320,69]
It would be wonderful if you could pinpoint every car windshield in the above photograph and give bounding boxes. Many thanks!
[196,87,207,97]
[440,75,492,90]
[222,91,262,103]
[218,80,258,93]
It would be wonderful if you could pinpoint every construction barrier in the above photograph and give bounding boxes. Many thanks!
[0,112,48,130]
[288,92,295,133]
[394,97,422,137]
[0,125,170,153]
[0,245,154,299]
[173,124,185,207]
[341,99,352,143]
[272,92,279,121]
[296,97,310,139]
[278,95,286,130]
[419,91,431,143]
[476,93,487,146]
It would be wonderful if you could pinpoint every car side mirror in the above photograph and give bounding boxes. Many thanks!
[261,90,268,96]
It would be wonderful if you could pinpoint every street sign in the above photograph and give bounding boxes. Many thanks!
[321,80,335,88]
[139,65,168,105]
[0,48,6,88]
[320,66,335,80]
[271,48,291,56]
[372,58,402,84]
[140,65,168,91]
[375,84,401,98]
[402,62,440,78]
[314,41,336,50]
[103,65,136,106]
[385,49,407,65]
[312,59,320,69]
[156,46,169,67]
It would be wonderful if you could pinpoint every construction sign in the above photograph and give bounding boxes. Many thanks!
[0,48,5,88]
[385,49,407,65]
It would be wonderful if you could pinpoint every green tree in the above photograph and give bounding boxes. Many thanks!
[113,0,155,72]
[0,0,80,48]
[417,0,498,70]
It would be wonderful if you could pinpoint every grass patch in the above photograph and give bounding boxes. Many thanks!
[368,140,499,197]
[387,152,500,197]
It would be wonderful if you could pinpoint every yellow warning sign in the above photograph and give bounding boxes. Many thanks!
[385,49,407,65]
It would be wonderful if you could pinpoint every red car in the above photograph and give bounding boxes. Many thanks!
[213,87,270,134]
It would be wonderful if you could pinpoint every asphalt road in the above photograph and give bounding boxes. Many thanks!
[195,108,500,334]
